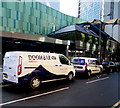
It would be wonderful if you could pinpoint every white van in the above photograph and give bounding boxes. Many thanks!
[3,51,75,89]
[72,57,103,78]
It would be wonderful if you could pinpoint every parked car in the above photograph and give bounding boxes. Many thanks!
[72,57,103,78]
[102,61,116,73]
[114,62,120,72]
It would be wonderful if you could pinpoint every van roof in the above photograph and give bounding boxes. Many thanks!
[5,51,62,56]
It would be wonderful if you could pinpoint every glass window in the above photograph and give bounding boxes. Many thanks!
[79,59,85,65]
[16,11,19,20]
[102,62,109,66]
[73,59,79,63]
[73,59,85,65]
[59,56,69,65]
[13,19,16,28]
[92,60,97,65]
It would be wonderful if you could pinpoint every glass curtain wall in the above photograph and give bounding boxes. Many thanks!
[0,1,85,35]
[78,0,101,21]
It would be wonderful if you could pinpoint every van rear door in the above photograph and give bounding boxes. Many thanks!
[3,55,18,83]
[72,58,86,71]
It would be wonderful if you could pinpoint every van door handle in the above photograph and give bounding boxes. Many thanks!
[59,65,62,67]
[55,65,58,66]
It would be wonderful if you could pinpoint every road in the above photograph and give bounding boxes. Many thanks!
[0,71,120,107]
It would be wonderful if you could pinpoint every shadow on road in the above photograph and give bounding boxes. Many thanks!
[2,79,75,94]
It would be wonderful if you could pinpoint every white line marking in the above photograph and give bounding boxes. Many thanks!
[86,77,109,84]
[111,100,120,108]
[0,87,69,106]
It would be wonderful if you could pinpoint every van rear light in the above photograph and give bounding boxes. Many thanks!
[18,56,22,75]
[85,62,88,69]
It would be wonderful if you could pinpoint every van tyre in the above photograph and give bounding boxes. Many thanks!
[29,76,41,89]
[67,73,74,81]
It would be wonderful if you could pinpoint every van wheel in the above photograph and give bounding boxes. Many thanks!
[67,73,73,81]
[29,76,41,89]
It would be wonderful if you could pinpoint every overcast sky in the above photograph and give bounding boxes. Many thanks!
[59,0,78,17]
[36,0,79,17]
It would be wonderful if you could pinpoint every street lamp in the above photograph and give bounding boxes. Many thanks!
[99,13,112,62]
[104,14,112,61]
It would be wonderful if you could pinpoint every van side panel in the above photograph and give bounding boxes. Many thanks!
[19,53,62,78]
[3,52,75,84]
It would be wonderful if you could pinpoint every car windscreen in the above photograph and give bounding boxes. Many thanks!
[73,59,85,65]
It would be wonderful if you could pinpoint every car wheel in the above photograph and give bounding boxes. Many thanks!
[67,72,73,81]
[29,76,41,89]
[99,68,102,75]
[117,68,119,72]
[110,69,113,73]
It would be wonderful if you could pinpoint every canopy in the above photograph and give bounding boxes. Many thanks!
[48,24,99,38]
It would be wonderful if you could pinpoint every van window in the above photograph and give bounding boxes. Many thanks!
[73,59,79,63]
[79,59,85,65]
[73,59,85,65]
[88,60,97,65]
[92,60,97,65]
[59,56,69,65]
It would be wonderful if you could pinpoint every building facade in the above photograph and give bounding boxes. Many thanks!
[104,18,120,42]
[78,0,102,21]
[78,0,120,21]
[103,0,120,43]
[104,0,120,21]
[0,0,85,36]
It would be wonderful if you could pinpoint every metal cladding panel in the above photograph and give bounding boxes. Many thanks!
[0,2,85,35]
[0,17,2,26]
[3,17,7,27]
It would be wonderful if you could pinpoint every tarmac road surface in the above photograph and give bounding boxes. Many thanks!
[0,71,120,107]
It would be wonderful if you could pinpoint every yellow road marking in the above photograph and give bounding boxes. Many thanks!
[111,100,120,108]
